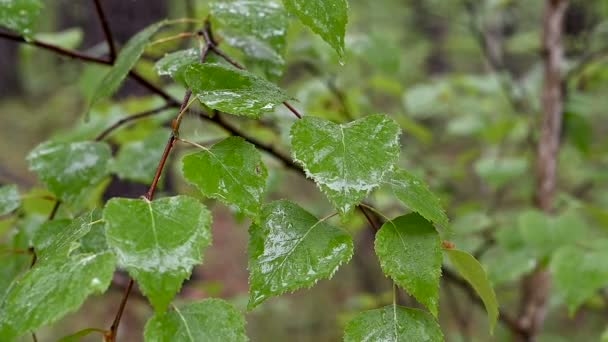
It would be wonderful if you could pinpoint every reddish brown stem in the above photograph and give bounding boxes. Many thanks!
[95,105,171,141]
[106,278,134,342]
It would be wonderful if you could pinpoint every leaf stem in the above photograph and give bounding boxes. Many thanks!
[106,278,134,342]
[149,32,195,47]
[95,104,172,141]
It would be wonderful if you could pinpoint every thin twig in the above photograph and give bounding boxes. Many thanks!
[92,0,117,61]
[106,279,134,342]
[95,105,172,141]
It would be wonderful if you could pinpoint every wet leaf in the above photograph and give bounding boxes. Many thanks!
[290,114,400,214]
[184,63,291,118]
[113,129,170,184]
[248,200,353,309]
[0,0,43,38]
[155,48,200,84]
[375,214,442,316]
[282,0,348,58]
[27,141,112,203]
[0,184,20,216]
[144,299,248,342]
[182,137,267,217]
[103,195,212,313]
[344,305,443,342]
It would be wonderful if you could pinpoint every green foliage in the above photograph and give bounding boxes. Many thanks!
[27,141,111,203]
[184,63,291,118]
[155,48,200,84]
[290,114,400,214]
[248,200,353,309]
[144,299,248,342]
[182,136,268,217]
[375,214,442,317]
[0,0,42,38]
[211,0,288,78]
[103,196,212,313]
[386,169,449,231]
[282,0,347,58]
[113,129,170,184]
[88,21,166,112]
[518,209,587,258]
[343,305,443,342]
[446,249,498,333]
[0,184,20,216]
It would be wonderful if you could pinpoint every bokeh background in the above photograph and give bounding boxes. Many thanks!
[2,0,608,341]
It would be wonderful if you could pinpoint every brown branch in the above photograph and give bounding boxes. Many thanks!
[95,105,171,141]
[106,278,134,342]
[92,0,117,61]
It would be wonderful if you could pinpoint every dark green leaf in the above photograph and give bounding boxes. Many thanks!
[386,169,448,230]
[144,299,248,342]
[343,305,443,342]
[248,200,353,309]
[113,129,170,184]
[282,0,348,58]
[0,0,43,38]
[445,249,498,333]
[104,195,212,313]
[290,114,401,214]
[184,63,291,118]
[0,184,20,216]
[182,137,268,217]
[375,214,442,316]
[27,141,112,203]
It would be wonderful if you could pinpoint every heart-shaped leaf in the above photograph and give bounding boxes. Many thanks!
[144,299,247,342]
[184,63,291,118]
[248,200,353,309]
[103,195,212,313]
[344,305,443,342]
[182,137,268,217]
[290,114,400,214]
[375,214,442,317]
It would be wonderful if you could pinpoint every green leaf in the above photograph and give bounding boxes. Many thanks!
[89,21,166,112]
[103,195,212,313]
[0,184,20,216]
[27,141,112,203]
[282,0,348,58]
[144,299,248,342]
[33,210,103,263]
[184,63,291,118]
[550,241,608,315]
[0,251,116,340]
[211,0,288,78]
[113,129,170,184]
[474,156,528,188]
[518,209,587,258]
[445,249,498,333]
[0,0,43,38]
[248,200,353,309]
[375,214,442,317]
[182,137,268,217]
[155,48,200,84]
[386,169,449,230]
[57,328,104,342]
[290,114,401,214]
[343,305,443,342]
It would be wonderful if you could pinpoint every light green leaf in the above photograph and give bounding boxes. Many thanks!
[155,48,200,84]
[386,169,448,230]
[248,200,353,309]
[0,0,43,38]
[518,209,587,258]
[182,137,267,217]
[0,251,116,340]
[343,305,443,342]
[282,0,348,58]
[550,241,608,315]
[113,129,170,184]
[290,114,400,214]
[57,328,104,342]
[103,195,212,313]
[0,185,20,216]
[34,28,83,49]
[89,21,166,112]
[144,299,248,342]
[211,0,288,78]
[27,141,112,203]
[375,214,442,317]
[33,210,103,263]
[474,156,528,188]
[184,63,291,118]
[445,249,498,333]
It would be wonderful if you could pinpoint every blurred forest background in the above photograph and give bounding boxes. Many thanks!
[2,0,608,341]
